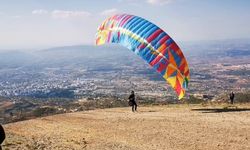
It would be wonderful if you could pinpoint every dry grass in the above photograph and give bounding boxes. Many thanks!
[2,104,250,150]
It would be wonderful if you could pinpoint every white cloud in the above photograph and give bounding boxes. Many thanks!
[147,0,173,5]
[51,10,91,19]
[100,8,119,16]
[120,0,174,5]
[32,9,48,15]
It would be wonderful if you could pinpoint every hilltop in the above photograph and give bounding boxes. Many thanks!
[2,104,250,150]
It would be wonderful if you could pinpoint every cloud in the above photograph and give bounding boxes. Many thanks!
[147,0,173,5]
[119,0,174,5]
[100,8,119,16]
[32,9,48,15]
[51,10,91,19]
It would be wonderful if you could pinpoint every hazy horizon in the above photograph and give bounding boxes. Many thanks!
[1,37,250,52]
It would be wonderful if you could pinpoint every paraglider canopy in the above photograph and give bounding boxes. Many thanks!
[96,14,190,99]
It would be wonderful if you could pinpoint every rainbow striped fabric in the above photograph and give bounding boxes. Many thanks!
[96,14,190,99]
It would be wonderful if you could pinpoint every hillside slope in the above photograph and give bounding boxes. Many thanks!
[2,105,250,150]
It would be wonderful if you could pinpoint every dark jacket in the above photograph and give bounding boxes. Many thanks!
[129,93,135,101]
[230,93,235,100]
[0,124,5,145]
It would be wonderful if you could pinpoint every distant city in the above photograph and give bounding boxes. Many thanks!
[0,41,249,101]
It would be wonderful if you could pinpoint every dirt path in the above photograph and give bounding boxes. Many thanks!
[2,105,250,150]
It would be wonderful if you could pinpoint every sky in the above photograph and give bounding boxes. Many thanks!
[0,0,250,49]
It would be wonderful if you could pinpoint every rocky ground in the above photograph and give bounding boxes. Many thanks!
[2,104,250,150]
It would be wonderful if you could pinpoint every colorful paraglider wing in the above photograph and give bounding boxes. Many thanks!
[96,14,190,99]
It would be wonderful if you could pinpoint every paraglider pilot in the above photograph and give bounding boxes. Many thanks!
[0,124,5,150]
[229,91,235,104]
[128,91,137,112]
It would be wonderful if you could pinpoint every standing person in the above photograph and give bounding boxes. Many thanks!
[229,91,235,104]
[128,91,137,112]
[0,124,5,150]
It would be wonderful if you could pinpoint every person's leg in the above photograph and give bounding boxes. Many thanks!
[135,103,137,111]
[132,105,134,112]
